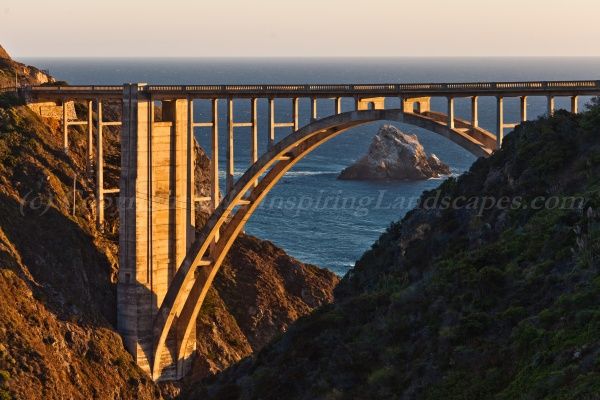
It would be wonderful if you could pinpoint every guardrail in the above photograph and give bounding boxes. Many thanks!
[23,80,600,97]
[0,86,19,93]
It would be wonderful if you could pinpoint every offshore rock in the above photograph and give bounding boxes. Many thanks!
[338,125,450,181]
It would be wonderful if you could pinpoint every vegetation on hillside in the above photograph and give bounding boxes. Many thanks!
[200,101,600,400]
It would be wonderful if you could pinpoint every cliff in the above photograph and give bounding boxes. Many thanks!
[338,125,450,181]
[0,70,338,398]
[198,100,600,399]
[0,45,53,88]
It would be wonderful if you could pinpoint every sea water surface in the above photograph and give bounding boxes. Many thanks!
[21,57,600,275]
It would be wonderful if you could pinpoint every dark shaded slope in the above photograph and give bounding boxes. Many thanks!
[201,102,600,400]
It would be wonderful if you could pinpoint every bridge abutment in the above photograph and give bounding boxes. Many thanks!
[118,84,196,381]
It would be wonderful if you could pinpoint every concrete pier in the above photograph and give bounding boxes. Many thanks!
[96,100,104,230]
[210,99,220,211]
[87,100,93,175]
[268,98,275,149]
[520,96,528,122]
[496,96,504,149]
[63,101,68,151]
[293,98,299,130]
[447,97,455,129]
[471,96,479,128]
[227,99,235,193]
[548,95,555,116]
[118,84,195,381]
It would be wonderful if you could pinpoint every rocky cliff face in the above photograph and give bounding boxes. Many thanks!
[338,125,450,181]
[0,45,10,60]
[199,104,600,399]
[0,44,54,88]
[0,72,338,398]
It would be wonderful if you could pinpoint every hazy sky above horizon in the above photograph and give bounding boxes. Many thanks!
[1,0,599,58]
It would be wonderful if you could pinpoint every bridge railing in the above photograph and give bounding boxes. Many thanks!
[28,85,123,91]
[0,86,19,93]
[21,80,600,97]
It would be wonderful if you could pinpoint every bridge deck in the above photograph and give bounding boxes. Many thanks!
[23,80,600,100]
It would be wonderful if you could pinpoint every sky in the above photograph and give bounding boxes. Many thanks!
[1,0,599,57]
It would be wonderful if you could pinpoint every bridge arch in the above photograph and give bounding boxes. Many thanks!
[151,107,497,377]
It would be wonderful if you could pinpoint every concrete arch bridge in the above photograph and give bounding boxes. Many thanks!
[24,80,600,380]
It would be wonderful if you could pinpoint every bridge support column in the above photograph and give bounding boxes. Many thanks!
[268,98,275,149]
[251,98,258,163]
[96,100,104,230]
[547,95,555,116]
[335,97,342,115]
[227,98,235,193]
[118,84,196,381]
[210,99,220,211]
[311,97,318,121]
[62,101,68,152]
[471,96,478,128]
[87,100,93,175]
[293,98,299,130]
[571,96,579,114]
[447,97,455,129]
[520,96,528,122]
[496,96,504,149]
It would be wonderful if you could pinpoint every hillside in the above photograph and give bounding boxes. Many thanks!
[0,45,53,88]
[199,101,600,399]
[0,56,338,398]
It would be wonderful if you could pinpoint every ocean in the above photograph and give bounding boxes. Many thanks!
[21,57,600,275]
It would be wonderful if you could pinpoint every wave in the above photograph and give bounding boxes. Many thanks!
[427,171,463,180]
[284,170,336,177]
[218,169,336,179]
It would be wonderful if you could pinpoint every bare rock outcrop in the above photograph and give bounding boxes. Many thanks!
[0,43,54,87]
[0,45,10,60]
[338,125,450,181]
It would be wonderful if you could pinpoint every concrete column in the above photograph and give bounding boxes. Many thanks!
[251,98,258,163]
[311,97,318,121]
[520,96,528,122]
[496,96,504,149]
[292,97,299,131]
[547,95,555,116]
[210,99,219,211]
[87,99,93,175]
[186,98,195,248]
[447,97,455,129]
[571,96,579,114]
[95,100,104,230]
[471,96,479,128]
[118,84,195,381]
[227,98,234,193]
[335,97,342,114]
[63,101,68,152]
[268,98,275,149]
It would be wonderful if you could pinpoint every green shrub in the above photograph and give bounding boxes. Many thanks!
[0,371,9,386]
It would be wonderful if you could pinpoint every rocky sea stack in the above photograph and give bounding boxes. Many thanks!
[338,125,450,181]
